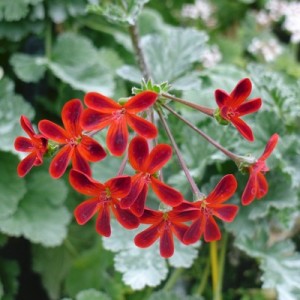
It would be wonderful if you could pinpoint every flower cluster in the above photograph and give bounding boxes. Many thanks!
[15,78,278,258]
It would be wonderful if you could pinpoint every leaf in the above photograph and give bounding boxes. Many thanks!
[149,291,204,300]
[0,258,20,300]
[32,244,73,300]
[102,220,168,290]
[0,77,35,153]
[48,33,115,95]
[0,152,26,219]
[88,0,150,25]
[76,289,111,300]
[10,53,47,83]
[0,170,71,247]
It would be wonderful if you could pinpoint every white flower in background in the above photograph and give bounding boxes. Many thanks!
[181,0,217,27]
[255,10,272,27]
[248,38,283,62]
[266,0,288,21]
[283,2,300,43]
[202,45,222,68]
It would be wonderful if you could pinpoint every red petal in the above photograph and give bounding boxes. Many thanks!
[230,117,254,142]
[49,145,73,178]
[120,174,144,209]
[95,203,111,237]
[204,216,221,242]
[134,223,161,248]
[17,152,37,177]
[84,92,121,113]
[230,78,252,107]
[151,177,183,206]
[241,173,257,206]
[171,222,189,243]
[39,120,69,143]
[74,197,99,225]
[256,172,268,199]
[111,202,140,229]
[183,218,204,244]
[106,118,128,156]
[20,115,35,138]
[145,144,172,174]
[126,113,158,139]
[259,133,279,161]
[77,135,106,162]
[236,98,262,116]
[215,89,231,108]
[212,204,239,222]
[139,208,163,224]
[62,99,83,137]
[206,174,237,204]
[169,208,200,223]
[130,183,148,217]
[69,169,104,196]
[160,225,174,258]
[105,175,131,198]
[80,109,112,131]
[14,137,34,152]
[128,136,149,172]
[72,148,91,176]
[124,91,158,113]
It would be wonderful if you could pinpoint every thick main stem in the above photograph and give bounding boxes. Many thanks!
[162,104,242,163]
[156,109,203,198]
[210,241,220,300]
[161,92,215,117]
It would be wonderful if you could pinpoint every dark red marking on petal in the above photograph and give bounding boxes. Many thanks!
[20,115,35,138]
[84,92,121,112]
[17,152,37,177]
[259,133,279,161]
[212,204,239,222]
[160,225,174,258]
[14,137,34,152]
[215,89,231,108]
[241,173,257,206]
[95,203,111,237]
[183,218,204,245]
[128,136,149,172]
[105,175,131,198]
[39,120,69,143]
[230,78,252,108]
[124,91,158,113]
[74,198,99,225]
[129,183,148,217]
[134,223,161,248]
[112,202,140,229]
[77,135,106,162]
[236,98,262,116]
[80,109,112,131]
[256,172,268,199]
[145,144,172,174]
[72,148,91,176]
[204,216,221,242]
[62,99,83,137]
[230,117,254,142]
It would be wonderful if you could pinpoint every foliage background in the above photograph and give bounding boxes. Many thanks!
[0,0,299,299]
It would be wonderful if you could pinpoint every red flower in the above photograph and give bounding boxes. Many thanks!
[215,78,262,141]
[69,169,139,237]
[14,115,48,177]
[120,136,183,216]
[38,99,106,179]
[134,207,199,258]
[181,175,238,244]
[81,91,158,156]
[241,133,279,206]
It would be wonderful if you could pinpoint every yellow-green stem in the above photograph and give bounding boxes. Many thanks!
[210,241,221,300]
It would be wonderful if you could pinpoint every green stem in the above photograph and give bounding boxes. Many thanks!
[217,232,228,298]
[195,258,210,296]
[45,17,52,60]
[210,241,221,300]
[64,238,79,258]
[161,92,215,117]
[156,108,204,198]
[163,268,183,291]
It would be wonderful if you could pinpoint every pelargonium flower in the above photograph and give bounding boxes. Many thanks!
[242,133,279,205]
[39,99,106,179]
[120,136,183,216]
[215,78,262,141]
[81,91,158,156]
[14,115,48,177]
[69,169,139,237]
[134,207,199,258]
[180,174,238,244]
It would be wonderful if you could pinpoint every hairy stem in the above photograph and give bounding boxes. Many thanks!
[162,104,243,163]
[156,108,203,198]
[163,268,183,291]
[117,151,128,176]
[162,93,215,117]
[195,258,210,296]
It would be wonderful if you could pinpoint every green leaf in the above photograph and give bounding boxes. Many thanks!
[0,258,20,300]
[102,220,168,290]
[76,289,111,300]
[10,53,47,83]
[49,33,115,95]
[0,152,26,219]
[32,244,73,300]
[0,170,71,247]
[88,0,150,25]
[0,77,35,153]
[149,291,204,300]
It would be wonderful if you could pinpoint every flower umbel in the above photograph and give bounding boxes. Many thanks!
[214,78,262,141]
[38,99,106,179]
[14,115,48,177]
[81,91,158,156]
[69,169,139,237]
[241,133,279,205]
